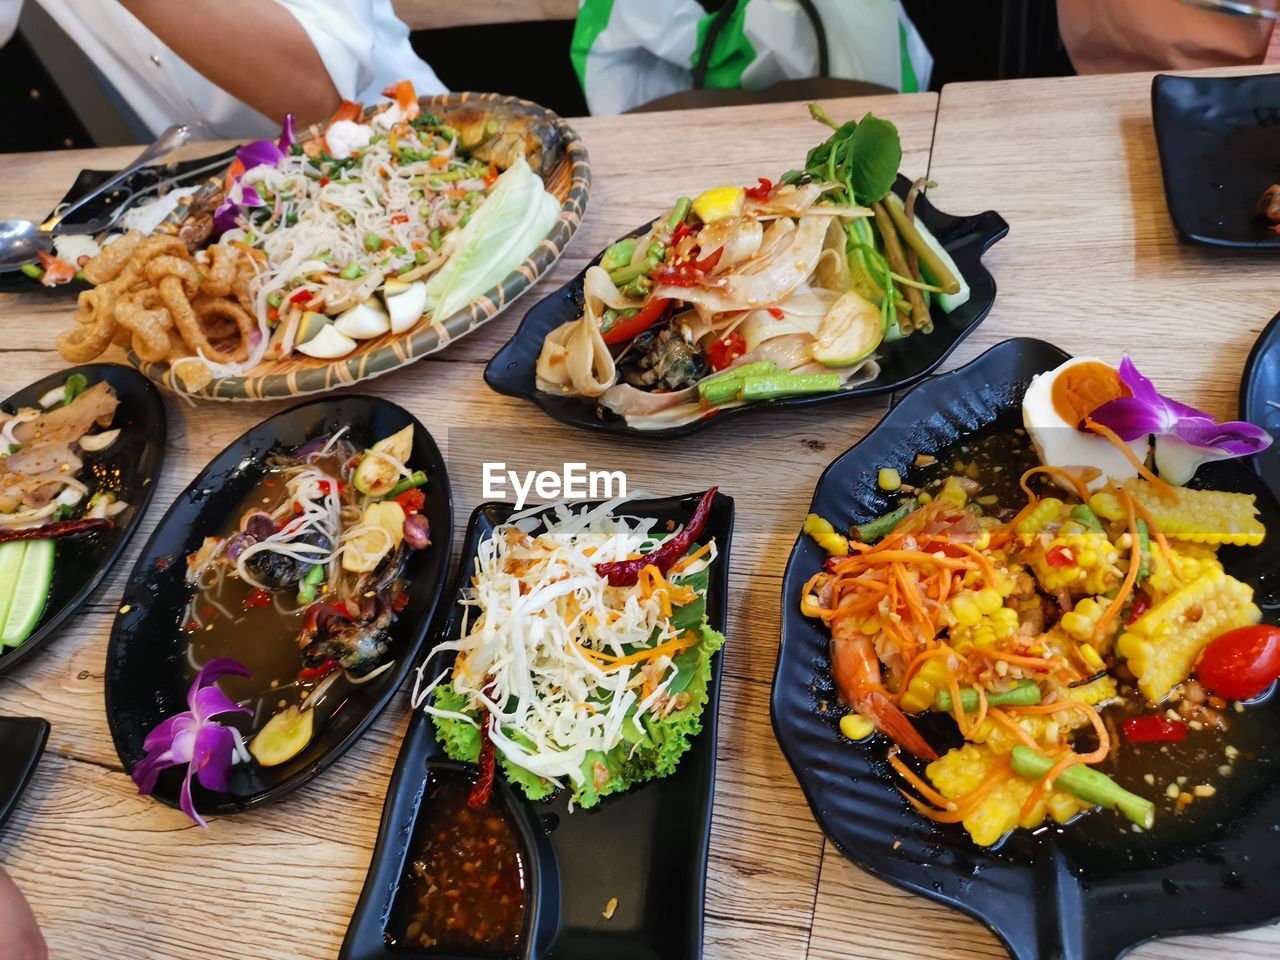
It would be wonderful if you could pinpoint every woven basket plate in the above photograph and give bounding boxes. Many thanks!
[132,92,590,400]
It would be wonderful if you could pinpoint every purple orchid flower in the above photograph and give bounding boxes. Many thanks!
[1089,356,1272,485]
[130,656,251,828]
[211,113,295,236]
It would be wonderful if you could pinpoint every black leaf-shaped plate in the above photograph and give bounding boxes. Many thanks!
[0,147,237,292]
[0,364,166,676]
[772,338,1280,960]
[1151,72,1280,248]
[104,395,453,816]
[342,491,733,960]
[0,716,49,832]
[1239,308,1280,496]
[485,175,1008,439]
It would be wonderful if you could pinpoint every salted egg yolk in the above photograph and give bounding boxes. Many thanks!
[1050,361,1130,429]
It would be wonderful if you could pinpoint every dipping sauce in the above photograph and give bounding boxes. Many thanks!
[390,769,527,956]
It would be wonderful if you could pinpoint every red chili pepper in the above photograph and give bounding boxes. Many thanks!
[745,177,773,200]
[484,163,499,187]
[390,212,408,225]
[298,659,339,682]
[468,728,496,809]
[288,289,312,305]
[0,518,111,544]
[395,488,426,513]
[267,306,280,323]
[670,221,696,248]
[1122,715,1188,744]
[1126,590,1150,625]
[243,588,273,609]
[601,297,672,345]
[595,487,717,586]
[695,246,722,274]
[317,479,344,496]
[319,177,330,187]
[707,331,746,371]
[1045,545,1075,568]
[767,307,785,320]
[392,592,410,612]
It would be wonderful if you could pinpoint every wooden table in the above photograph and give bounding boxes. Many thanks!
[0,69,1275,960]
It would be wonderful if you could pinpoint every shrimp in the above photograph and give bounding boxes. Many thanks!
[830,614,938,761]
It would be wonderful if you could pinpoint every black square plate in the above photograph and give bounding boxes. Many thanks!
[342,492,733,960]
[1152,72,1280,248]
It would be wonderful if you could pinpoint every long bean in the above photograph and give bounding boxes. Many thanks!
[1010,746,1155,829]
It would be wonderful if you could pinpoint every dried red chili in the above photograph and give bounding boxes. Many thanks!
[594,487,717,586]
[0,518,111,543]
[468,729,497,808]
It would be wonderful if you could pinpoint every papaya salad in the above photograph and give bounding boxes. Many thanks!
[799,355,1276,846]
[416,490,724,809]
[57,81,560,391]
[535,104,966,430]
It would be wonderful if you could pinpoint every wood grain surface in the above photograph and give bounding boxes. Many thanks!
[0,93,936,960]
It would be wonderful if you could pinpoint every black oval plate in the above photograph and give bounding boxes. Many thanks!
[1152,72,1280,249]
[772,338,1280,960]
[485,175,1008,439]
[0,716,49,833]
[0,147,237,292]
[0,364,166,676]
[1239,308,1280,496]
[104,395,453,816]
[342,492,733,960]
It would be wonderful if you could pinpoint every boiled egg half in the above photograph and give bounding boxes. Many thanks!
[1021,357,1148,490]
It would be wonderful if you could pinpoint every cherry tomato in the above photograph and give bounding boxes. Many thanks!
[707,331,746,371]
[1196,624,1280,701]
[1121,715,1187,744]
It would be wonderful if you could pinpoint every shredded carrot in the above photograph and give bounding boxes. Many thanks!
[1092,485,1141,644]
[1083,417,1171,492]
[429,153,450,169]
[579,631,699,670]
[971,649,1064,671]
[986,707,1039,750]
[901,757,1015,823]
[931,539,998,589]
[230,241,267,262]
[1019,750,1081,821]
[889,751,951,809]
[672,541,713,573]
[896,646,953,704]
[834,550,975,571]
[971,684,990,733]
[943,656,971,738]
[1019,465,1095,505]
[1126,494,1181,586]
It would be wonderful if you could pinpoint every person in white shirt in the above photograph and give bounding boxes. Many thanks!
[0,0,447,138]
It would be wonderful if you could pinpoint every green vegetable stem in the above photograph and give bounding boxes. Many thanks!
[935,679,1042,713]
[1010,746,1155,829]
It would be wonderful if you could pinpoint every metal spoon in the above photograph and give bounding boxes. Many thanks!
[0,123,192,272]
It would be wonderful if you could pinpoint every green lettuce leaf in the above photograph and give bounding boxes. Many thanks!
[429,559,724,808]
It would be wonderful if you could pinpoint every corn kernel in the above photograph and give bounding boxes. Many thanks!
[1080,643,1105,672]
[1059,611,1090,639]
[877,468,902,492]
[801,594,822,618]
[951,595,981,627]
[975,588,1002,614]
[974,530,991,551]
[840,713,875,740]
[917,492,933,504]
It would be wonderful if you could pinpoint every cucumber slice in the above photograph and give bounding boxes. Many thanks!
[1,538,54,647]
[914,218,970,313]
[0,541,28,636]
[812,291,885,366]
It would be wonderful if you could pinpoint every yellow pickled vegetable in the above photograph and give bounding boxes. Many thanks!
[803,513,848,557]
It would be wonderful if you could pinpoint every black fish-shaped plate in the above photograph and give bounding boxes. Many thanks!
[0,147,237,292]
[1152,72,1280,249]
[772,338,1280,960]
[1239,308,1280,496]
[0,364,166,676]
[485,175,1008,439]
[341,491,734,960]
[104,396,453,816]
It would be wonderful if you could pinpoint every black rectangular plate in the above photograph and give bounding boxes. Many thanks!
[1152,72,1280,248]
[342,491,734,960]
